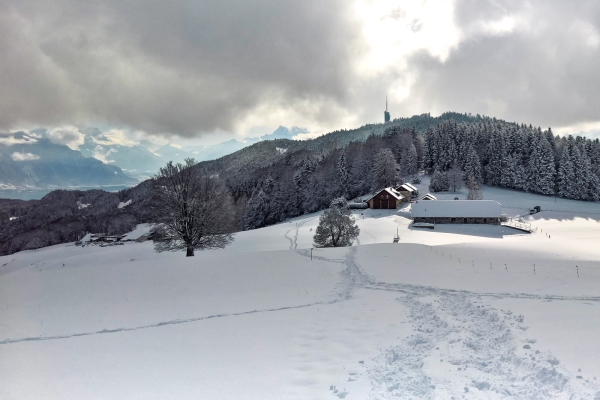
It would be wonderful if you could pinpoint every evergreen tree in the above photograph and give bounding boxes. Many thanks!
[463,144,482,184]
[337,149,349,198]
[243,189,269,230]
[514,163,527,191]
[557,144,575,199]
[398,144,418,182]
[293,156,317,188]
[574,146,600,201]
[526,135,556,195]
[313,200,359,247]
[422,127,435,173]
[485,129,505,186]
[429,170,449,192]
[501,153,517,188]
[370,148,399,192]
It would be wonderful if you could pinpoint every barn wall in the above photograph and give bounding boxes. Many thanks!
[413,217,500,224]
[368,192,399,209]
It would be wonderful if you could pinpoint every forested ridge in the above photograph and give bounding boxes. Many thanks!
[1,112,599,255]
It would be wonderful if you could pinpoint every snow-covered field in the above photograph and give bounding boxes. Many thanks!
[1,183,600,399]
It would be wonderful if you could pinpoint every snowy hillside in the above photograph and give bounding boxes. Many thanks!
[1,184,600,399]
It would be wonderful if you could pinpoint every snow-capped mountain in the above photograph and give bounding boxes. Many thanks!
[0,131,137,189]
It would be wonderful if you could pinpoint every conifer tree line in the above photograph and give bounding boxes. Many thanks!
[234,125,425,230]
[233,118,600,232]
[423,120,600,201]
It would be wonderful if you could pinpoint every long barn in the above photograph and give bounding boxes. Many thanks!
[411,200,502,224]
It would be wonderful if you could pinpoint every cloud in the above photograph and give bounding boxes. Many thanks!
[0,0,600,138]
[0,133,38,146]
[47,126,84,149]
[395,0,600,129]
[0,0,359,136]
[292,132,326,141]
[11,151,40,161]
[92,129,139,147]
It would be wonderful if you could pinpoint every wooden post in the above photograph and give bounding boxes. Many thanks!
[311,248,313,261]
[576,265,579,278]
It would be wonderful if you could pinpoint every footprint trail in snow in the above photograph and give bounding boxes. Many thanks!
[323,247,600,400]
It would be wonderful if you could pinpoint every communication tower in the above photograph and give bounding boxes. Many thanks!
[384,96,390,122]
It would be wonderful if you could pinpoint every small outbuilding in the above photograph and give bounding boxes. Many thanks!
[396,183,419,199]
[366,187,405,209]
[418,193,437,201]
[411,200,502,224]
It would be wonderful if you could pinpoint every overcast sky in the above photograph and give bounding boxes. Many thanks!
[1,0,600,143]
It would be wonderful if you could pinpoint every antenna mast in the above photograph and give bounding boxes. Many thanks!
[384,95,390,122]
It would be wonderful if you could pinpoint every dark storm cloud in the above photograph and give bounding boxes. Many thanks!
[0,0,357,135]
[401,0,600,129]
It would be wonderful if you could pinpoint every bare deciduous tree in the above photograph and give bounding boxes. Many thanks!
[447,163,464,192]
[149,159,235,256]
[466,177,483,200]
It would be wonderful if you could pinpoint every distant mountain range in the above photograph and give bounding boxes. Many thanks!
[0,131,137,190]
[0,126,310,192]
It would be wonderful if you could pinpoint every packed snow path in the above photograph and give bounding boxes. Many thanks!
[307,248,600,400]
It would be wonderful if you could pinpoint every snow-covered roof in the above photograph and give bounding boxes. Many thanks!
[403,182,419,192]
[418,193,437,201]
[411,200,502,218]
[366,187,405,202]
[396,184,416,193]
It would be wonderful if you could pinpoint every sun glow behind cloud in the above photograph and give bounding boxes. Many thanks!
[350,0,461,103]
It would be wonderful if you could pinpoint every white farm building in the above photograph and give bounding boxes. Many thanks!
[411,200,502,225]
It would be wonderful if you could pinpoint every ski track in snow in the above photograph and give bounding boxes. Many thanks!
[291,216,317,249]
[0,246,356,346]
[284,229,294,249]
[3,247,600,400]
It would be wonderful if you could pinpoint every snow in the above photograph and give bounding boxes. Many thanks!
[402,182,419,192]
[76,201,90,209]
[1,183,600,399]
[117,199,132,209]
[122,223,152,240]
[411,200,502,218]
[418,193,437,201]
